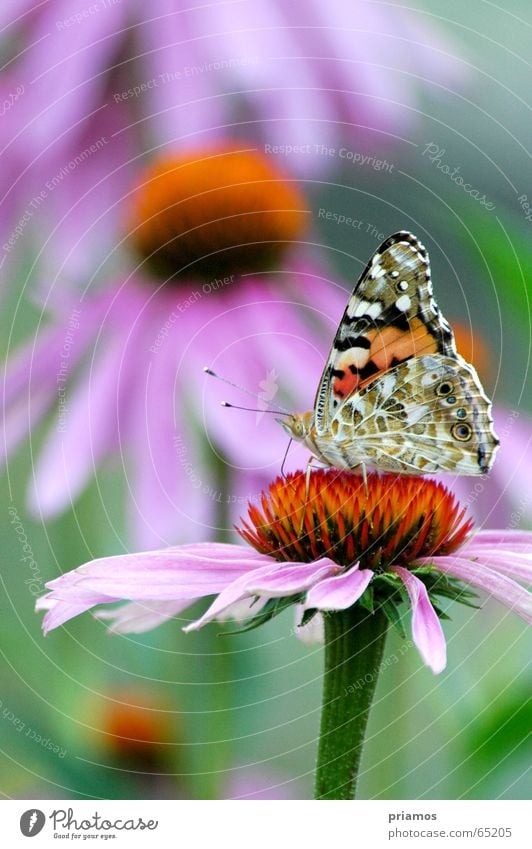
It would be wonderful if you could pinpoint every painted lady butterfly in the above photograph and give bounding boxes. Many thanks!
[280,231,499,476]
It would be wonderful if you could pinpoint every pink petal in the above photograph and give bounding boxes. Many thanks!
[465,529,532,549]
[304,565,373,611]
[94,600,192,635]
[27,334,128,517]
[2,386,55,463]
[392,566,447,675]
[246,559,340,596]
[42,105,136,284]
[184,557,339,632]
[9,0,128,164]
[182,561,286,633]
[49,543,273,598]
[452,551,532,583]
[490,410,532,524]
[215,596,268,624]
[2,301,102,464]
[40,543,274,633]
[141,2,226,148]
[428,556,532,625]
[37,596,109,636]
[126,302,215,547]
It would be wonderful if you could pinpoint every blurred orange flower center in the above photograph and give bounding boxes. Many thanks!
[452,321,493,386]
[238,470,472,570]
[127,145,308,282]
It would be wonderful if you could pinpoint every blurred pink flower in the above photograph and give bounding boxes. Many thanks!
[0,0,462,178]
[37,471,532,675]
[447,408,532,530]
[0,0,465,287]
[2,142,350,546]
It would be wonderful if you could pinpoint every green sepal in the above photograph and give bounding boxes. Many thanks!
[299,607,319,628]
[378,598,407,639]
[221,593,303,635]
[358,584,374,613]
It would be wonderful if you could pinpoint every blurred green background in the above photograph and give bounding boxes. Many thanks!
[1,0,530,800]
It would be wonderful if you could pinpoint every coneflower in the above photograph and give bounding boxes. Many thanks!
[37,471,532,799]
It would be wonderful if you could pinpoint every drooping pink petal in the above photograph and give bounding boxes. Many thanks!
[39,542,275,633]
[210,0,340,159]
[182,561,288,633]
[428,556,532,625]
[392,566,447,675]
[304,565,373,611]
[94,600,192,635]
[47,543,274,599]
[37,594,115,636]
[3,324,74,408]
[216,596,268,624]
[246,559,341,596]
[184,557,338,632]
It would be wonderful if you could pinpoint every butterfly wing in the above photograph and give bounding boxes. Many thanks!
[314,231,456,436]
[331,353,499,475]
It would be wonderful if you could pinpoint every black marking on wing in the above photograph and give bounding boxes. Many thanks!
[356,360,381,382]
[334,335,372,352]
[330,359,381,386]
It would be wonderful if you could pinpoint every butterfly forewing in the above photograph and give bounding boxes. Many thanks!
[314,231,456,436]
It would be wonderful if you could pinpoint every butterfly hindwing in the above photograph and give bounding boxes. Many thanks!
[314,232,456,436]
[330,353,499,475]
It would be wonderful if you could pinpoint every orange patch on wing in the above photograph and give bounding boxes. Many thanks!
[369,319,438,370]
[332,369,359,398]
[330,319,439,400]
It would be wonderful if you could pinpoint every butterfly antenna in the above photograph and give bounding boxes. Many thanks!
[221,401,286,414]
[203,366,290,415]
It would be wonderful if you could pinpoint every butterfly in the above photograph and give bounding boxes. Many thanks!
[279,231,499,477]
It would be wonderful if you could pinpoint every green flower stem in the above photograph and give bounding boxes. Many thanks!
[315,606,388,800]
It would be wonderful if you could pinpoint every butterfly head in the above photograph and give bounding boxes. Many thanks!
[277,411,314,443]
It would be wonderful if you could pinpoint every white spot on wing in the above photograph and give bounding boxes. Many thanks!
[366,302,382,320]
[354,299,370,317]
[395,294,411,312]
[346,347,370,368]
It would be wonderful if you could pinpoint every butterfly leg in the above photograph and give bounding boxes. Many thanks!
[298,456,321,535]
[280,437,293,482]
[360,462,368,496]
